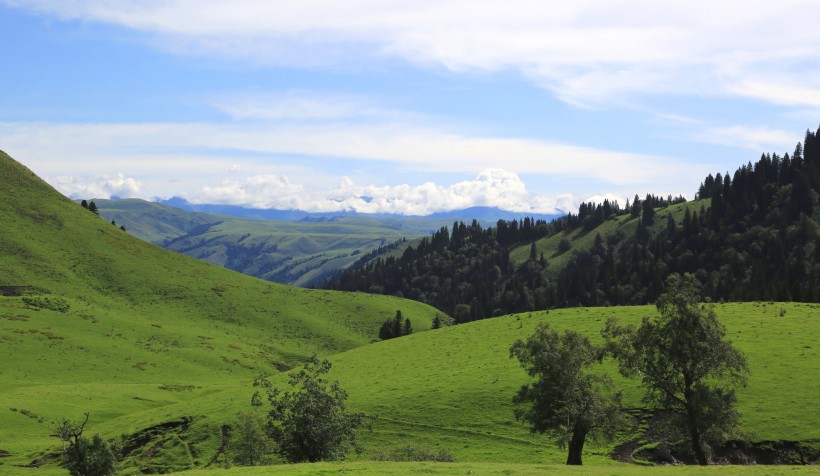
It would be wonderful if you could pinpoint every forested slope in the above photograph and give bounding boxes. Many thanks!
[325,126,820,320]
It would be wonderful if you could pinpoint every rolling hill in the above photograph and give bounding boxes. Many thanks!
[327,126,820,317]
[1,150,818,475]
[0,151,441,473]
[94,199,524,287]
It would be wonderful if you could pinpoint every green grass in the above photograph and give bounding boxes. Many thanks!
[0,151,441,472]
[2,151,818,475]
[175,461,820,475]
[317,303,820,464]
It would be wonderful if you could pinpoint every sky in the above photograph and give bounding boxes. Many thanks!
[1,1,819,215]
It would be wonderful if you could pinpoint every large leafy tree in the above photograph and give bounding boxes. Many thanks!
[252,356,371,463]
[603,273,749,465]
[510,323,623,465]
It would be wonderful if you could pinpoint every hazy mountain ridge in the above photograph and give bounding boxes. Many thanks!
[94,198,561,287]
[157,196,562,223]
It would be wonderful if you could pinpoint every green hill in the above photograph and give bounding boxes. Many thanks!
[322,303,820,465]
[93,198,459,287]
[327,126,820,316]
[0,151,440,473]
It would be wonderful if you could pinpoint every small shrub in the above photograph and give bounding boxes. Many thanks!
[558,237,572,253]
[22,296,70,312]
[371,444,456,462]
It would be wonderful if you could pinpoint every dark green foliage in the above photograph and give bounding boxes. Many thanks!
[326,124,820,311]
[371,444,456,462]
[558,237,572,253]
[65,434,117,476]
[252,356,371,463]
[22,295,70,312]
[510,323,623,465]
[603,273,749,465]
[88,201,99,215]
[80,200,88,209]
[378,310,412,340]
[227,411,274,466]
[53,413,117,476]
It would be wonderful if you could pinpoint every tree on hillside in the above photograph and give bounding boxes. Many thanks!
[378,310,412,340]
[602,273,749,465]
[52,412,118,476]
[431,313,454,329]
[227,410,274,466]
[510,323,623,465]
[88,201,99,215]
[252,356,371,463]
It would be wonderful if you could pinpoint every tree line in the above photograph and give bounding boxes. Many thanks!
[324,125,820,318]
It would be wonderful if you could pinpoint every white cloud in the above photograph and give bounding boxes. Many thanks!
[696,125,799,152]
[213,91,412,122]
[193,168,577,215]
[0,121,682,189]
[9,0,820,107]
[51,173,142,199]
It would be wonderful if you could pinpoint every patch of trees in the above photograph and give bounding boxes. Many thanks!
[325,124,820,314]
[80,200,99,215]
[378,310,412,340]
[513,274,749,465]
[80,199,126,231]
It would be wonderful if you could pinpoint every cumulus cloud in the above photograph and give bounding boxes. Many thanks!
[51,173,142,199]
[193,168,578,215]
[9,0,820,107]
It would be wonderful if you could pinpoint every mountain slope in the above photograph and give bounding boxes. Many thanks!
[326,125,820,316]
[0,151,440,473]
[95,199,476,286]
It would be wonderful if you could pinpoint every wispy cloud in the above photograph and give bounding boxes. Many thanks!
[212,91,416,122]
[0,121,680,184]
[1,118,692,214]
[696,125,800,152]
[9,1,820,107]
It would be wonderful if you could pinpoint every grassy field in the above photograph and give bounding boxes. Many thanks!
[2,151,818,475]
[176,461,820,475]
[0,151,441,473]
[315,302,820,466]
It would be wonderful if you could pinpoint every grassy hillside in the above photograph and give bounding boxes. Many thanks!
[318,302,819,465]
[94,199,459,287]
[96,301,817,473]
[0,151,441,473]
[509,199,710,278]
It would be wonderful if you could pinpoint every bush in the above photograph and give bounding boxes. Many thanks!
[371,444,456,462]
[252,356,372,462]
[558,237,572,253]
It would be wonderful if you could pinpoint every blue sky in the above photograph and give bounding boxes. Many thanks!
[1,1,818,214]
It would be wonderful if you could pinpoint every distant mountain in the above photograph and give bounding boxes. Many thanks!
[157,197,562,225]
[96,198,562,287]
[96,199,483,287]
